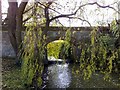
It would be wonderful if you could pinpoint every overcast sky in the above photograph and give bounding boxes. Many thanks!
[1,0,120,26]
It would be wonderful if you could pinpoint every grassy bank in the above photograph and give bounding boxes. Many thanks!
[2,58,25,89]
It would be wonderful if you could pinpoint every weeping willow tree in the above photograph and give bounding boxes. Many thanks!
[58,28,72,60]
[21,3,45,89]
[72,27,120,81]
[19,0,120,88]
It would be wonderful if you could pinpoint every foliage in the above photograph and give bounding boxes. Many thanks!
[21,24,45,88]
[78,27,120,80]
[21,3,48,88]
[2,58,25,89]
[47,40,65,59]
[4,0,120,88]
[59,29,72,59]
[47,29,72,60]
[110,20,120,38]
[3,67,25,89]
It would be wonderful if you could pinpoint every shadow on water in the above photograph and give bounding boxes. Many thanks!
[41,59,120,89]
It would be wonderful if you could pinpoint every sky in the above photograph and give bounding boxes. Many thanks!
[1,0,120,26]
[54,0,119,26]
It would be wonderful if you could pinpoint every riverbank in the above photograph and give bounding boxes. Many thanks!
[2,58,120,89]
[2,58,25,89]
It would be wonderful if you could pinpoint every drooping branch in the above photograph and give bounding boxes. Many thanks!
[67,16,91,26]
[55,16,91,27]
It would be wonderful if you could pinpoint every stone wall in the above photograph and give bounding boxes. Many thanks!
[2,31,16,58]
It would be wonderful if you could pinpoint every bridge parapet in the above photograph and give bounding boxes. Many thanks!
[45,26,109,45]
[2,26,109,58]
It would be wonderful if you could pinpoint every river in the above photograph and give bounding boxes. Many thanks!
[42,62,120,89]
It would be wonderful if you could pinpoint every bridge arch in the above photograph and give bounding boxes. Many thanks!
[46,35,79,47]
[46,37,81,62]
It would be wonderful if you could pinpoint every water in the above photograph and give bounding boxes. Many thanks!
[43,63,120,88]
[47,64,71,88]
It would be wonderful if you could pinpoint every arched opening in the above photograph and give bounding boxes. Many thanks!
[47,40,73,63]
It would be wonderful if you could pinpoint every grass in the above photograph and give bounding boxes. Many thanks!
[2,40,66,89]
[2,58,25,89]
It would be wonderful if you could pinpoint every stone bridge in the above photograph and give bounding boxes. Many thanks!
[1,27,109,58]
[42,27,109,46]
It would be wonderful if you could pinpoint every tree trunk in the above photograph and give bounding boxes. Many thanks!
[16,2,28,47]
[15,2,28,65]
[8,2,18,56]
[43,6,50,65]
[8,1,28,65]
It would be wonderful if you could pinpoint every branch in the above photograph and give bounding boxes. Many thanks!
[38,2,46,8]
[53,2,65,8]
[2,17,8,25]
[94,2,118,12]
[49,13,75,22]
[18,0,29,15]
[38,2,53,8]
[2,13,7,14]
[23,6,33,14]
[23,16,32,22]
[67,16,91,27]
[38,2,61,15]
[48,7,61,14]
[49,2,120,22]
[74,2,119,14]
[56,19,64,26]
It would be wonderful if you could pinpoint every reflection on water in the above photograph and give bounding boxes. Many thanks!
[45,63,120,88]
[48,64,71,88]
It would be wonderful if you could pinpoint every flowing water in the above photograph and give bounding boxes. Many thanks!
[2,58,120,89]
[43,62,120,89]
